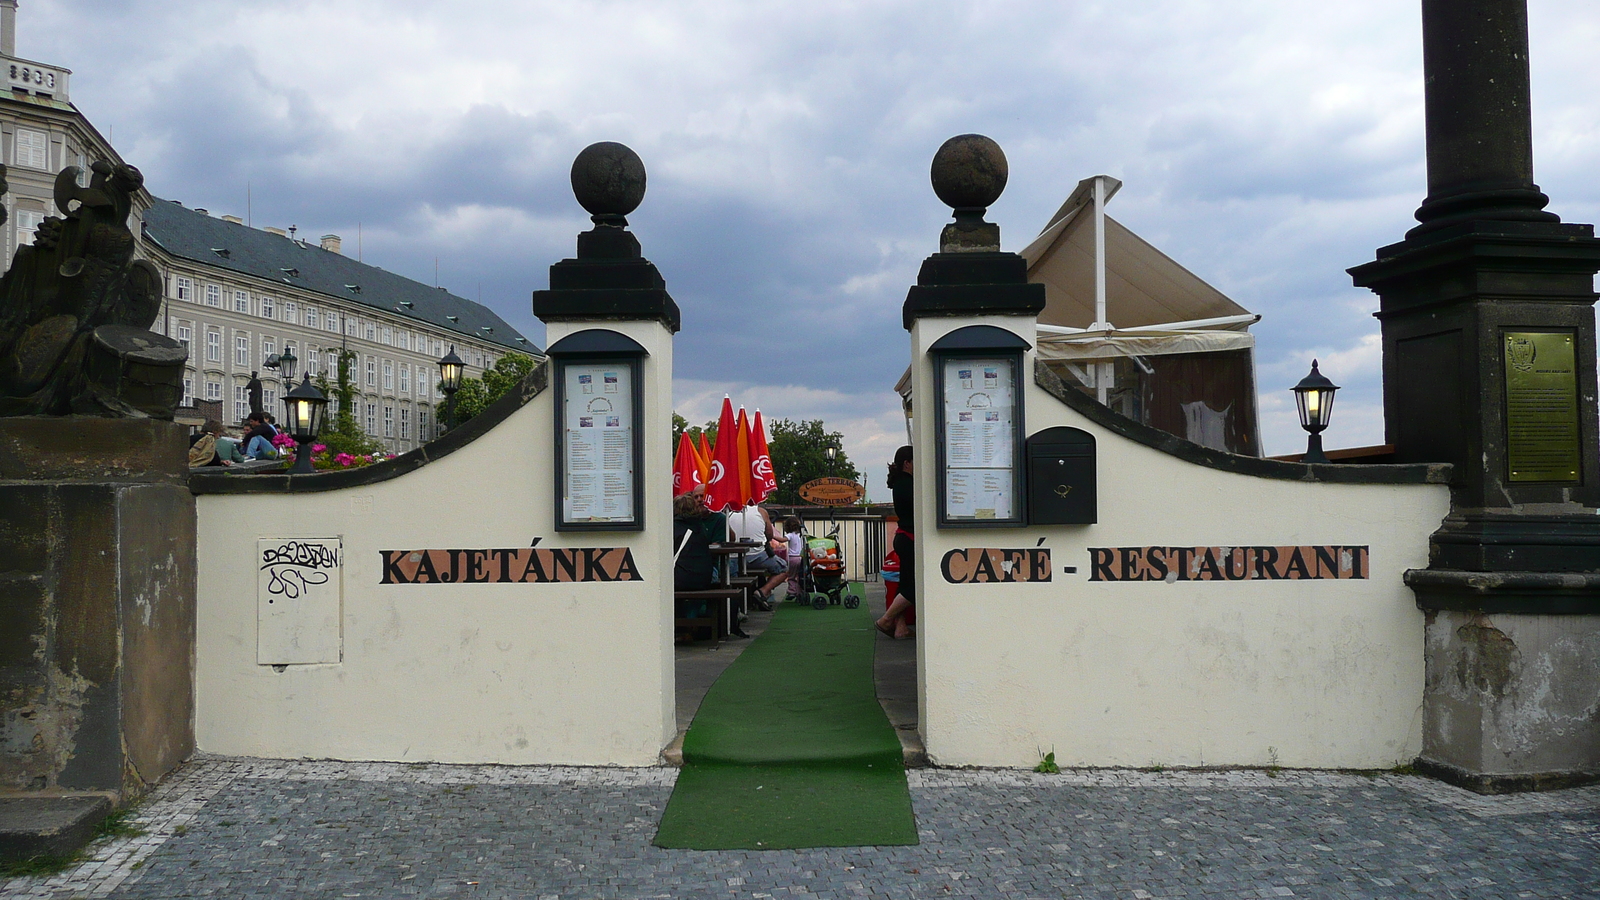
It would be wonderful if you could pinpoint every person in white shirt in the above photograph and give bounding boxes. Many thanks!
[725,503,787,608]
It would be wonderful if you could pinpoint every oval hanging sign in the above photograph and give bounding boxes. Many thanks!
[799,477,866,506]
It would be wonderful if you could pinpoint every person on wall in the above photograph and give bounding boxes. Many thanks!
[241,411,278,460]
[876,445,915,639]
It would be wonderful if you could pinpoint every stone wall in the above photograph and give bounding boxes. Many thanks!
[0,418,196,797]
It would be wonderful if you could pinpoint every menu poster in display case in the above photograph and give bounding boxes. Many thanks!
[561,362,636,526]
[934,344,1025,527]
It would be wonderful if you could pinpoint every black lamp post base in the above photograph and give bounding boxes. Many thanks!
[291,440,316,474]
[1302,433,1329,464]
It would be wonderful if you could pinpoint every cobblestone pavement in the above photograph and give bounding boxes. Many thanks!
[5,756,1597,900]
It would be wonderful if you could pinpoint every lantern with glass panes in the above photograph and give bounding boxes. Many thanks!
[437,346,465,431]
[282,374,328,473]
[1292,359,1339,464]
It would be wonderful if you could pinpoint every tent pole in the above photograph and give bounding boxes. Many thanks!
[1092,175,1112,405]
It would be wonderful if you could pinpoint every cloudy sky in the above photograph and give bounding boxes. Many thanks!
[23,1,1599,498]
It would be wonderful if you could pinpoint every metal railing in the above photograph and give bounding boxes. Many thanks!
[785,510,889,583]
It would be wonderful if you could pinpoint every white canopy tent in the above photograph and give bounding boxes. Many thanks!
[1020,175,1258,403]
[896,176,1263,454]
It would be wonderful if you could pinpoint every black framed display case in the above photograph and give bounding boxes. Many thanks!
[548,329,647,532]
[930,324,1029,528]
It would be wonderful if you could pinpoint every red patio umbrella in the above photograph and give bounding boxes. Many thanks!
[734,407,754,508]
[705,396,743,512]
[751,409,776,501]
[672,432,702,497]
[695,431,713,485]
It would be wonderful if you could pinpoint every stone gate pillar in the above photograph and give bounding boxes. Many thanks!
[900,135,1045,752]
[1349,0,1600,791]
[531,142,679,747]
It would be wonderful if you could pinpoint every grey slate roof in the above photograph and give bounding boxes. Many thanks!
[141,198,540,355]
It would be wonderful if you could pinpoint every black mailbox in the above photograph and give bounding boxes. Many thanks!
[1026,427,1096,525]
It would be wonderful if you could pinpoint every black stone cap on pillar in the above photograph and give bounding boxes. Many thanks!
[531,142,681,333]
[902,135,1044,331]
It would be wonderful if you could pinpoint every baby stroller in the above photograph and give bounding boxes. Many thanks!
[799,525,858,610]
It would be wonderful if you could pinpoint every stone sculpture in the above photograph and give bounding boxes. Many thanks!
[0,159,184,418]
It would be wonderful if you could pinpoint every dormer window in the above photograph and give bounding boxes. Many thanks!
[280,267,300,278]
[345,284,362,294]
[211,247,230,259]
[446,315,459,323]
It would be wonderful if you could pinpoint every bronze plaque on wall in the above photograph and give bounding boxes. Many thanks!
[1504,332,1580,483]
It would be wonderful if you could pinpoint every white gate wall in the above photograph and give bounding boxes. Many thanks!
[193,319,675,766]
[907,314,1451,771]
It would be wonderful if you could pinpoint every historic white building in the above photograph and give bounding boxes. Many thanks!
[0,0,146,264]
[0,1,541,454]
[141,199,539,453]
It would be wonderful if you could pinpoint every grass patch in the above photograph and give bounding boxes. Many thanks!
[0,852,81,879]
[95,809,146,841]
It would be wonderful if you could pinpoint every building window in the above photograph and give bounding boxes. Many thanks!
[13,208,43,246]
[284,302,298,325]
[264,388,277,410]
[365,357,376,387]
[235,333,249,366]
[365,402,377,435]
[234,290,250,313]
[175,322,192,356]
[283,342,297,370]
[234,385,249,423]
[205,379,222,402]
[305,307,319,330]
[345,317,357,337]
[13,128,47,170]
[205,329,220,363]
[260,296,274,319]
[175,277,193,302]
[262,338,275,364]
[419,408,430,441]
[308,349,320,377]
[399,407,411,440]
[383,360,393,391]
[382,326,392,347]
[182,374,194,406]
[329,313,341,334]
[383,404,394,438]
[399,364,410,394]
[365,323,376,342]
[205,284,221,307]
[417,375,428,399]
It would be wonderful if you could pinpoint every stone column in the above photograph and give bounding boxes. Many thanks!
[0,418,196,802]
[1349,0,1600,791]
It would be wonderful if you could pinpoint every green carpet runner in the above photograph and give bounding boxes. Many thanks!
[654,589,918,850]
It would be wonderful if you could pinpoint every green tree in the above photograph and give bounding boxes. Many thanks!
[767,418,857,504]
[670,412,718,455]
[451,354,539,425]
[314,347,382,456]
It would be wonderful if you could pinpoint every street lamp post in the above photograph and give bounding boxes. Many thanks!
[282,373,328,474]
[1292,359,1339,464]
[437,346,465,432]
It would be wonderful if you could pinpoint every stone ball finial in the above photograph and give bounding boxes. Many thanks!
[570,142,646,220]
[930,134,1007,211]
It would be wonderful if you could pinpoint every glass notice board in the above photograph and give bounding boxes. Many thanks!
[557,358,642,529]
[937,354,1024,526]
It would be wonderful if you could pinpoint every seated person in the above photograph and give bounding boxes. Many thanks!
[726,502,787,609]
[241,412,278,459]
[188,419,246,467]
[673,493,717,593]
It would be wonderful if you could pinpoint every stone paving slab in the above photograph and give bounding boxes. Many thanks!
[4,755,1597,899]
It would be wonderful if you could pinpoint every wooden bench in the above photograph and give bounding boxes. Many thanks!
[674,588,741,642]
